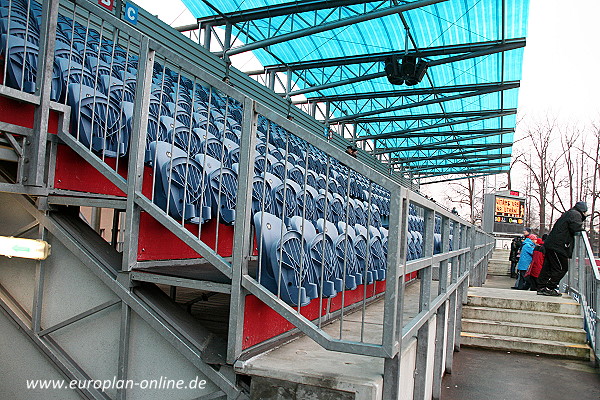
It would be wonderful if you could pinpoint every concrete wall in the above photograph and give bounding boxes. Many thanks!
[0,193,223,399]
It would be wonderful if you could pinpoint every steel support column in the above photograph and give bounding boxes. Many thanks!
[121,38,154,272]
[227,98,258,363]
[27,0,59,186]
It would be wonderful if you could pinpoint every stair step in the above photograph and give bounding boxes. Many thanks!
[467,293,581,315]
[460,332,591,360]
[462,319,587,343]
[462,306,583,329]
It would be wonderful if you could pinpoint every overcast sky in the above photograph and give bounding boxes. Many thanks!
[517,0,600,121]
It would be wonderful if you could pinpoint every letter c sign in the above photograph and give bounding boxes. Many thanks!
[124,3,139,25]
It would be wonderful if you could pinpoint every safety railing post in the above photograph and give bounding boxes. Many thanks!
[432,215,450,400]
[445,222,463,373]
[595,279,600,366]
[227,98,258,363]
[382,188,410,400]
[454,224,469,352]
[412,206,435,400]
[121,37,154,272]
[26,0,59,187]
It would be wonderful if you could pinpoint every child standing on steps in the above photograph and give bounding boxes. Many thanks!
[512,234,537,290]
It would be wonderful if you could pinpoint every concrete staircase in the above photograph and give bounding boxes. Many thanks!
[461,287,591,360]
[487,248,511,276]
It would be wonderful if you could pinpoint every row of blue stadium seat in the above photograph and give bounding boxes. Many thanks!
[0,0,458,306]
[254,212,387,306]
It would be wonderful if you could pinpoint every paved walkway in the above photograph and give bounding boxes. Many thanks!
[441,347,600,400]
[442,274,600,400]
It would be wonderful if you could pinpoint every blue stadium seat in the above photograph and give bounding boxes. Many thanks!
[195,154,238,225]
[147,141,211,224]
[66,83,132,157]
[3,35,38,93]
[253,212,311,306]
[272,180,300,222]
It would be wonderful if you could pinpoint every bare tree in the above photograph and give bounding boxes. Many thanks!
[578,122,600,253]
[445,175,484,224]
[515,116,567,235]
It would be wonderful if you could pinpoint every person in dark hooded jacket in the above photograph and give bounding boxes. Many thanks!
[537,202,588,296]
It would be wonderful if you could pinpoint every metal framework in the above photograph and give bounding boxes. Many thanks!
[244,38,524,76]
[0,1,500,399]
[220,0,449,57]
[354,110,517,141]
[177,0,527,178]
[294,81,520,104]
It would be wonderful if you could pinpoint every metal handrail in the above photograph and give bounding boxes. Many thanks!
[565,231,600,364]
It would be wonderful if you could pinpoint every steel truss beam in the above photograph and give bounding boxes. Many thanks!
[373,131,512,155]
[420,170,508,184]
[286,43,523,97]
[195,0,380,28]
[250,38,526,74]
[416,167,509,179]
[286,40,523,97]
[329,83,519,123]
[354,109,517,124]
[294,81,519,104]
[223,0,449,56]
[407,161,510,174]
[375,128,513,140]
[354,109,517,141]
[392,153,510,164]
[288,71,385,97]
[377,142,510,151]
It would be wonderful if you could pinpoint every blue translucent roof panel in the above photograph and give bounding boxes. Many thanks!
[182,0,530,177]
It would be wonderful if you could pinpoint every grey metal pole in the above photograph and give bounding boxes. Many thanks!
[121,38,154,272]
[27,0,59,187]
[227,97,258,363]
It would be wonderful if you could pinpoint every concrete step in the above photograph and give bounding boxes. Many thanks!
[462,319,588,343]
[462,306,583,329]
[487,271,510,277]
[467,294,581,315]
[488,259,511,265]
[461,331,591,360]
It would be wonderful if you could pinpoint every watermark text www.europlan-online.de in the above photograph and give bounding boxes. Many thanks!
[26,376,208,391]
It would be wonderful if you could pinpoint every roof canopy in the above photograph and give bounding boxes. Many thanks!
[181,0,530,181]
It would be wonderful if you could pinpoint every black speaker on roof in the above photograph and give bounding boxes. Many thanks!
[400,54,417,79]
[405,59,428,86]
[384,54,428,86]
[384,56,404,85]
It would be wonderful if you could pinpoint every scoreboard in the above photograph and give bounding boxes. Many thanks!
[482,192,526,234]
[494,196,524,225]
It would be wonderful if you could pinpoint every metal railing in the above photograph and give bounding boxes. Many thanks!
[564,232,600,364]
[0,0,496,397]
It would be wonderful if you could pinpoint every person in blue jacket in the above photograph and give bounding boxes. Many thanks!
[512,233,537,290]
